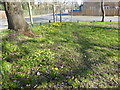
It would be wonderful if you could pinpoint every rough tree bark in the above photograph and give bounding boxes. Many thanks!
[101,0,105,22]
[4,2,34,37]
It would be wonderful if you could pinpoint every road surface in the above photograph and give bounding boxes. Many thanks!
[0,14,119,31]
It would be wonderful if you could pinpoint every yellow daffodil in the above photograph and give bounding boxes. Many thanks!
[54,68,58,70]
[26,84,30,87]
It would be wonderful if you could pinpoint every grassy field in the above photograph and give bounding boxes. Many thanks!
[0,21,119,89]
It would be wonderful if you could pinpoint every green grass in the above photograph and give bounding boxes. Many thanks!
[1,21,119,89]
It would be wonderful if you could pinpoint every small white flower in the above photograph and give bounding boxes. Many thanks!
[37,72,40,75]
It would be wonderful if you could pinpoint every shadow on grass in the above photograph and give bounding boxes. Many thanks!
[80,24,119,30]
[16,36,115,88]
[2,24,118,89]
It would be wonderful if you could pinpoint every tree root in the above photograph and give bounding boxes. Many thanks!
[23,31,35,38]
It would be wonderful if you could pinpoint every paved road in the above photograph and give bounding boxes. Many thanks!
[0,14,119,31]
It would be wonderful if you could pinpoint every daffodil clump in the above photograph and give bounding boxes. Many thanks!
[51,22,66,27]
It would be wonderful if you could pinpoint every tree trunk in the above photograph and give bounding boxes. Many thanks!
[60,5,62,22]
[101,0,105,22]
[52,5,56,22]
[28,1,33,26]
[118,1,120,29]
[71,2,73,22]
[4,2,34,37]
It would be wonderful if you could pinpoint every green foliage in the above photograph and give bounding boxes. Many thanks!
[0,4,4,10]
[1,22,119,89]
[1,61,12,75]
